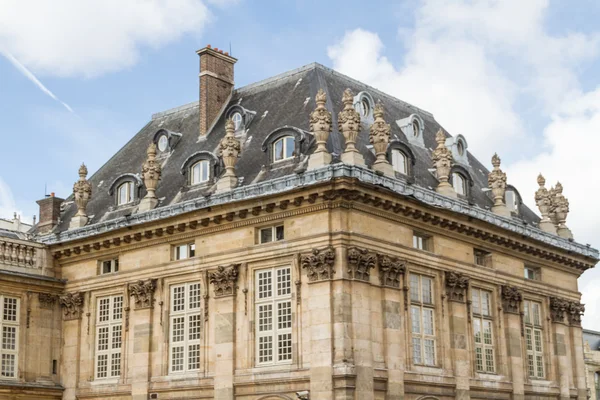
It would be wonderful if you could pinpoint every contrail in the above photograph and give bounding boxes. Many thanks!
[1,51,74,113]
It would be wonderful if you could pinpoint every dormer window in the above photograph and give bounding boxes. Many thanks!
[117,182,134,205]
[505,189,518,212]
[273,136,295,162]
[359,98,371,118]
[457,140,465,156]
[190,160,210,185]
[412,120,420,137]
[353,91,375,120]
[452,172,467,196]
[391,149,408,175]
[157,134,169,153]
[232,112,243,131]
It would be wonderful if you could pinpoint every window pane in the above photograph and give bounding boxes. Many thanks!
[258,304,273,332]
[481,291,491,316]
[285,137,295,159]
[533,329,542,352]
[525,328,533,351]
[277,301,292,330]
[2,326,16,350]
[172,286,185,312]
[483,320,493,345]
[98,298,110,323]
[189,244,196,258]
[524,301,531,324]
[189,314,201,341]
[412,338,422,364]
[275,225,284,241]
[475,347,483,371]
[189,284,201,309]
[392,150,407,174]
[102,260,112,274]
[129,182,134,202]
[527,354,535,377]
[96,354,108,378]
[536,355,544,378]
[471,289,481,315]
[171,346,184,372]
[424,339,435,365]
[532,303,541,326]
[172,317,185,342]
[473,319,481,343]
[97,327,109,351]
[421,277,433,304]
[411,306,421,334]
[277,268,291,296]
[188,344,200,370]
[274,139,284,161]
[118,184,127,205]
[258,271,272,299]
[201,161,209,182]
[422,308,434,335]
[112,325,122,349]
[258,336,273,363]
[278,333,292,361]
[485,348,494,372]
[191,163,201,184]
[260,227,273,244]
[410,275,420,302]
[111,353,121,377]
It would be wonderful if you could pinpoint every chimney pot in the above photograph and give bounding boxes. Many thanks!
[224,52,229,55]
[51,192,55,197]
[207,44,211,48]
[214,47,219,51]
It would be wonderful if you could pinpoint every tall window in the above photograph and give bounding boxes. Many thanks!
[273,136,295,162]
[1,296,18,378]
[190,160,210,185]
[410,273,436,366]
[170,283,202,374]
[255,266,292,365]
[117,182,134,205]
[391,149,408,174]
[524,300,544,378]
[472,288,495,373]
[95,295,123,379]
[452,172,467,196]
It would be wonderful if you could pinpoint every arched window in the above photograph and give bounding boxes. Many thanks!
[412,119,420,137]
[391,149,408,175]
[452,172,467,196]
[157,134,169,153]
[359,98,371,118]
[232,112,243,131]
[117,182,134,205]
[273,136,295,162]
[190,160,210,185]
[505,190,518,212]
[457,140,465,156]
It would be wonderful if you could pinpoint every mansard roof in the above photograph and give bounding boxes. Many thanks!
[37,63,597,261]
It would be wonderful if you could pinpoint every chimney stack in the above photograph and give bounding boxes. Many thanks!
[36,192,64,234]
[196,44,237,137]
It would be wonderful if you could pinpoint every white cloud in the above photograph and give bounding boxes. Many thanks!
[327,0,600,330]
[0,177,20,221]
[0,0,213,78]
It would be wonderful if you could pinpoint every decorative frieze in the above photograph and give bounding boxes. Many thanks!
[209,264,240,297]
[38,293,58,309]
[347,247,377,281]
[129,279,158,309]
[378,254,406,288]
[549,296,569,324]
[59,292,85,321]
[567,301,585,326]
[444,271,469,302]
[301,246,336,282]
[501,285,522,314]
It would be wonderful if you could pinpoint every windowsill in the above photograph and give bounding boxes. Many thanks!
[90,378,119,386]
[151,372,205,383]
[256,239,285,246]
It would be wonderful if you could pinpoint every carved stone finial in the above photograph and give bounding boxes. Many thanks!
[301,246,336,282]
[378,254,406,288]
[369,102,394,177]
[216,119,241,193]
[129,279,157,309]
[501,285,522,314]
[445,271,469,302]
[70,163,92,229]
[488,153,510,217]
[347,247,377,281]
[307,89,333,170]
[567,301,584,326]
[209,264,240,297]
[59,292,84,320]
[432,129,455,197]
[534,173,557,234]
[551,182,572,239]
[338,88,365,166]
[139,143,162,212]
[549,296,569,323]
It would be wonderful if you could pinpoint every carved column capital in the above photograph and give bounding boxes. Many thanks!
[549,296,570,324]
[128,279,158,309]
[347,247,376,281]
[501,285,522,314]
[567,301,584,326]
[300,246,336,282]
[378,254,406,288]
[38,293,58,310]
[59,292,85,320]
[444,271,469,302]
[209,264,240,297]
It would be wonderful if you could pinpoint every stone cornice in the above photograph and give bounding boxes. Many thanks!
[42,165,597,271]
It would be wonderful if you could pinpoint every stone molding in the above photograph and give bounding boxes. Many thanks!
[38,293,58,309]
[501,285,522,314]
[59,292,84,321]
[129,279,158,309]
[378,254,406,288]
[444,271,469,303]
[209,264,239,297]
[347,247,377,281]
[301,246,335,282]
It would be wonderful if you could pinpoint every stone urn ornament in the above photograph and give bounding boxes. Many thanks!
[139,142,162,211]
[487,153,510,217]
[338,88,365,166]
[307,89,333,170]
[551,182,572,239]
[369,101,394,177]
[216,118,241,193]
[69,163,92,229]
[432,129,455,197]
[534,174,556,234]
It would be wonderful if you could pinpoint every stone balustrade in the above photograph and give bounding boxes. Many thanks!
[0,238,45,270]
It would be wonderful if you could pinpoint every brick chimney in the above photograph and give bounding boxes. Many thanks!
[36,192,64,234]
[196,45,237,137]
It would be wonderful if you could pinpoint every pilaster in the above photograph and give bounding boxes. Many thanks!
[567,300,587,400]
[59,291,85,399]
[445,272,470,400]
[501,286,525,400]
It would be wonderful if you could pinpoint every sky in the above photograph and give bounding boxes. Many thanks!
[1,0,599,329]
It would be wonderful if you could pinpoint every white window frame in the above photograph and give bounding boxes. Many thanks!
[471,288,495,373]
[258,225,284,244]
[524,300,545,379]
[169,282,202,374]
[412,232,431,251]
[1,296,19,379]
[95,295,123,380]
[505,190,518,212]
[273,136,295,162]
[391,149,408,175]
[117,181,134,206]
[173,243,196,260]
[100,258,119,275]
[524,266,539,281]
[452,172,467,196]
[190,160,210,185]
[474,249,491,267]
[232,112,243,131]
[255,266,293,366]
[409,273,436,366]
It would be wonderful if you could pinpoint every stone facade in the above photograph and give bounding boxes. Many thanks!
[584,330,600,400]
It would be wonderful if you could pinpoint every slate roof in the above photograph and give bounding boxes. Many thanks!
[53,63,541,236]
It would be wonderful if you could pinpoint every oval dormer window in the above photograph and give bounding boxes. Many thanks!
[273,136,295,162]
[157,134,168,152]
[117,182,134,206]
[360,98,370,118]
[190,160,210,185]
[412,120,420,137]
[457,140,465,156]
[232,112,243,131]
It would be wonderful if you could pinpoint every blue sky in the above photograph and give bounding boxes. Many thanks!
[1,0,600,329]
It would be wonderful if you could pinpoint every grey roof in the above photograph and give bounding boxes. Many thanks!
[0,229,24,240]
[584,329,600,351]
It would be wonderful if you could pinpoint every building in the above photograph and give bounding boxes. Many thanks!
[1,45,598,400]
[584,330,600,400]
[0,213,33,239]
